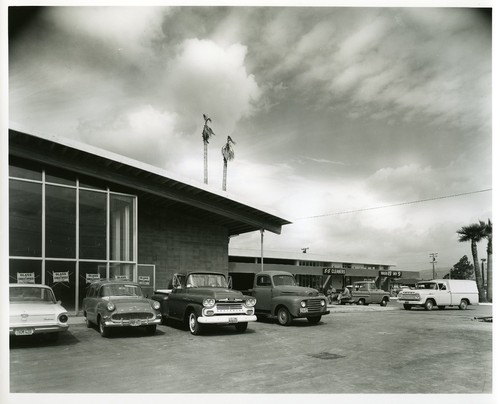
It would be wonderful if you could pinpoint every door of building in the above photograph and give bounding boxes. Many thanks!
[137,265,156,298]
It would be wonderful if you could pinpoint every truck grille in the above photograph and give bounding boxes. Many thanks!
[216,303,244,312]
[112,312,154,321]
[398,292,420,301]
[307,299,324,313]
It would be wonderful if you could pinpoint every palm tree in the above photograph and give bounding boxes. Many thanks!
[483,219,492,302]
[457,223,485,301]
[221,136,236,191]
[202,114,215,184]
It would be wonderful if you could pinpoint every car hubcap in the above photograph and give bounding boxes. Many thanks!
[279,311,286,323]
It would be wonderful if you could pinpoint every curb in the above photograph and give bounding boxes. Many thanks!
[327,304,400,313]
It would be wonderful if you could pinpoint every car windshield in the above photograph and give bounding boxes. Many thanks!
[10,286,56,303]
[273,275,296,286]
[416,282,438,290]
[186,274,227,288]
[101,284,143,297]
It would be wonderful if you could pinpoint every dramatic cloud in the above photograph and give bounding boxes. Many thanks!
[163,38,261,135]
[8,6,492,273]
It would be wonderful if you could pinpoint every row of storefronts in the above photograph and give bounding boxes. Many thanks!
[228,249,421,293]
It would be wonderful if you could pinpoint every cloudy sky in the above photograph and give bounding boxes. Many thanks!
[7,3,492,277]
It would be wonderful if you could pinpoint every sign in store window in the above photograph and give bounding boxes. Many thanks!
[17,272,35,284]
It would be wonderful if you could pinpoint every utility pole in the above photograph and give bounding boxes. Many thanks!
[260,229,264,272]
[429,253,438,279]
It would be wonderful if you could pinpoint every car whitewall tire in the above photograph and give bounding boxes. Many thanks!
[188,311,202,335]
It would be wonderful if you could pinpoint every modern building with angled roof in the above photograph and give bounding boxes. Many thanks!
[7,125,291,313]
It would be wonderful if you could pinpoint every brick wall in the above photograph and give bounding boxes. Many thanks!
[138,201,229,289]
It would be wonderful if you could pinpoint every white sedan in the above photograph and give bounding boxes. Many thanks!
[9,284,69,341]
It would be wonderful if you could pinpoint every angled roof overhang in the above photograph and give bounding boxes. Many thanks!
[9,127,291,236]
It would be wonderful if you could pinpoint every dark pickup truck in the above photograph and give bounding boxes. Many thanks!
[151,271,257,335]
[245,270,330,326]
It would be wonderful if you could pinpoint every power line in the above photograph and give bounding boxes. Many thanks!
[296,188,492,220]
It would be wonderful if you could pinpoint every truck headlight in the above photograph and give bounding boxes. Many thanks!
[152,301,161,310]
[321,300,326,307]
[300,301,307,308]
[106,302,115,312]
[245,298,256,307]
[203,298,216,308]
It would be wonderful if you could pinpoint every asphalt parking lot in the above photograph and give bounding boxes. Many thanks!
[8,301,493,396]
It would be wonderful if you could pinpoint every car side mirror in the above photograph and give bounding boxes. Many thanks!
[228,276,233,289]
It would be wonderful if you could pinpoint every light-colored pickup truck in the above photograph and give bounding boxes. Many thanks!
[397,279,479,311]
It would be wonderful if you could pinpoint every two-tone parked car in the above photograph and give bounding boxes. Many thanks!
[82,280,162,337]
[151,271,257,335]
[9,284,69,341]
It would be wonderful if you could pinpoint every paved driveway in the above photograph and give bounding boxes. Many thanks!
[8,302,493,397]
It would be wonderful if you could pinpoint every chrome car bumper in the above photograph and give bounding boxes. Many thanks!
[103,318,162,327]
[10,323,69,336]
[198,314,257,324]
[295,309,330,318]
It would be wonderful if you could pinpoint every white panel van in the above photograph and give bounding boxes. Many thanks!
[397,279,479,311]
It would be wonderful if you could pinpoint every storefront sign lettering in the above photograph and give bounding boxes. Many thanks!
[114,275,129,281]
[138,276,150,285]
[379,270,402,277]
[17,272,35,284]
[323,268,346,275]
[53,271,69,283]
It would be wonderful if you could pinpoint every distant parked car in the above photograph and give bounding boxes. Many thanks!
[392,285,410,296]
[339,281,390,306]
[9,284,69,341]
[82,280,161,337]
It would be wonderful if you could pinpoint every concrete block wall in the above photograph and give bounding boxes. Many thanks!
[138,201,229,289]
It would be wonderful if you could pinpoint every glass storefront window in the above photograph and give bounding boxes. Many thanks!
[46,171,76,186]
[79,190,107,259]
[9,180,42,257]
[46,261,76,311]
[9,259,42,284]
[110,194,135,261]
[9,159,137,313]
[110,263,135,281]
[78,261,108,307]
[9,163,42,181]
[46,185,76,258]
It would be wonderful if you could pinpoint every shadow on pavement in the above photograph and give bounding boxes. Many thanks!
[10,332,80,349]
[84,325,168,339]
